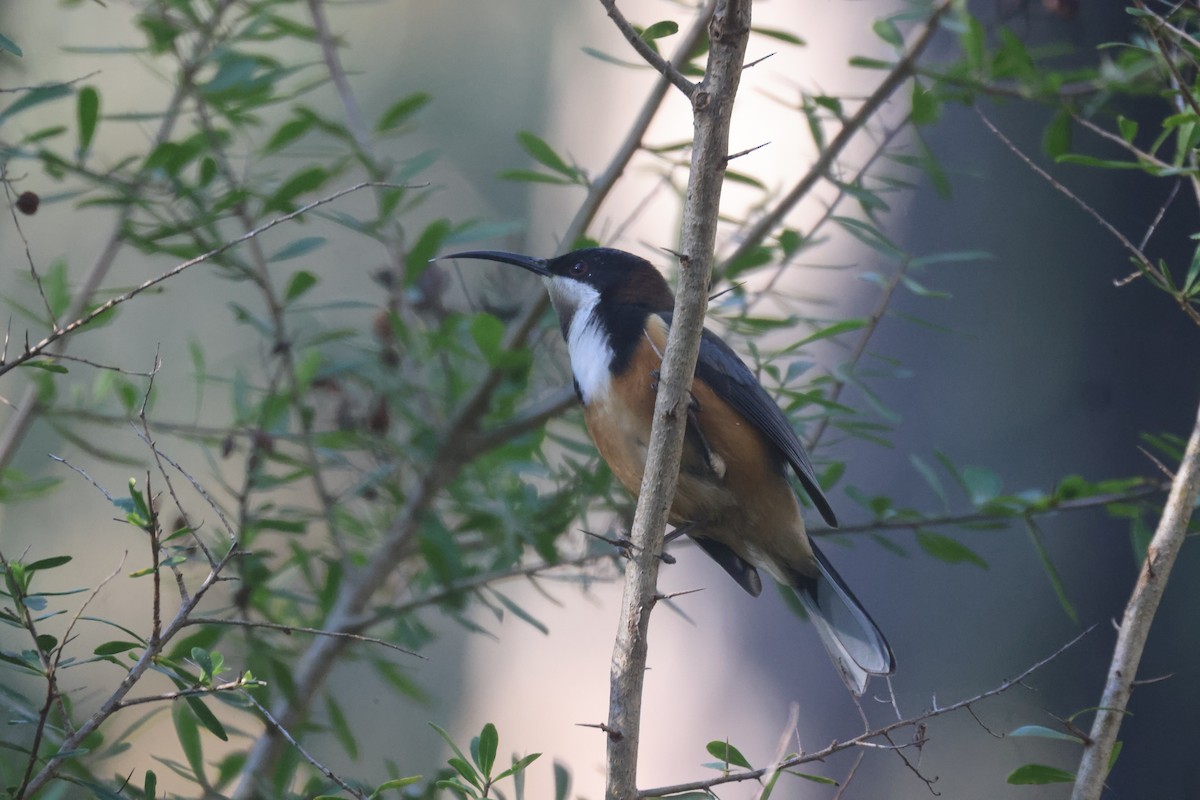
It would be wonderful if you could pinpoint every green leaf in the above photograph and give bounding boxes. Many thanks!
[706,740,753,770]
[1024,518,1079,625]
[1117,115,1138,144]
[554,761,571,800]
[368,776,422,798]
[326,695,359,759]
[1009,725,1084,744]
[376,92,432,132]
[265,113,315,154]
[962,466,1001,505]
[872,18,903,48]
[77,86,99,156]
[284,270,319,302]
[0,31,22,57]
[910,81,939,126]
[143,770,157,799]
[93,641,141,656]
[185,695,228,741]
[475,723,498,777]
[26,555,72,572]
[497,168,575,185]
[640,20,679,41]
[1006,763,1075,785]
[404,218,452,286]
[494,752,541,781]
[793,318,868,348]
[752,27,804,46]
[263,166,329,213]
[834,216,904,259]
[448,757,481,789]
[429,721,471,764]
[1043,112,1071,159]
[21,360,68,374]
[173,703,205,782]
[0,84,72,127]
[269,236,326,263]
[917,530,988,569]
[517,131,580,180]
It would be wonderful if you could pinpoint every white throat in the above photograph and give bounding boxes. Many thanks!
[548,278,613,404]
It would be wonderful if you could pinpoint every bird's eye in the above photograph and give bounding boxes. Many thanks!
[569,262,588,278]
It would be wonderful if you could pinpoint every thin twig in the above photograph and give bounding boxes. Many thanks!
[241,691,364,799]
[598,0,697,98]
[183,617,424,658]
[0,182,406,379]
[638,627,1093,798]
[721,0,953,270]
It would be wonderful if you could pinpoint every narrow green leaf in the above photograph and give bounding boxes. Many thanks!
[910,455,949,510]
[376,92,432,132]
[1043,112,1071,159]
[93,641,141,656]
[263,166,329,213]
[368,776,422,798]
[834,216,904,259]
[264,114,315,154]
[77,86,99,155]
[448,757,481,788]
[143,770,157,799]
[517,131,579,180]
[752,27,804,45]
[404,218,452,286]
[494,752,541,781]
[1023,518,1079,624]
[910,81,939,126]
[1010,725,1084,743]
[1006,763,1075,785]
[326,695,359,759]
[492,591,549,635]
[554,760,571,800]
[917,530,988,569]
[22,360,68,374]
[27,555,72,572]
[172,703,205,782]
[793,318,869,348]
[185,695,228,741]
[269,236,326,263]
[0,84,72,127]
[284,270,319,302]
[872,18,903,48]
[429,721,470,763]
[497,168,574,185]
[0,31,22,57]
[640,20,679,41]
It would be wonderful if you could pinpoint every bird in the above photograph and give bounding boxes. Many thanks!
[440,246,894,695]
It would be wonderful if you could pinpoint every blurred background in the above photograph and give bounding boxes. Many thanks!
[1,1,1197,798]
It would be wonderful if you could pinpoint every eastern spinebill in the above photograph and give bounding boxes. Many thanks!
[440,246,894,694]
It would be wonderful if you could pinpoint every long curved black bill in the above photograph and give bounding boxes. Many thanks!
[438,250,551,277]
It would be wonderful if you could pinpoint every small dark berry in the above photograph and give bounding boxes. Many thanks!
[16,191,39,215]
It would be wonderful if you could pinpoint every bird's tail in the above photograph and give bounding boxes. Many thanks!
[789,543,894,696]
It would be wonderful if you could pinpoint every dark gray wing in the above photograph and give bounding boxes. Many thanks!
[660,312,838,527]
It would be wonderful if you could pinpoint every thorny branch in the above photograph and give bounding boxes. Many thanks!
[605,0,751,796]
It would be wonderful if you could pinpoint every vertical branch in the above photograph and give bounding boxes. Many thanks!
[604,2,752,797]
[1071,398,1200,800]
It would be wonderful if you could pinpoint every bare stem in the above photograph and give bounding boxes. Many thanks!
[1071,399,1200,800]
